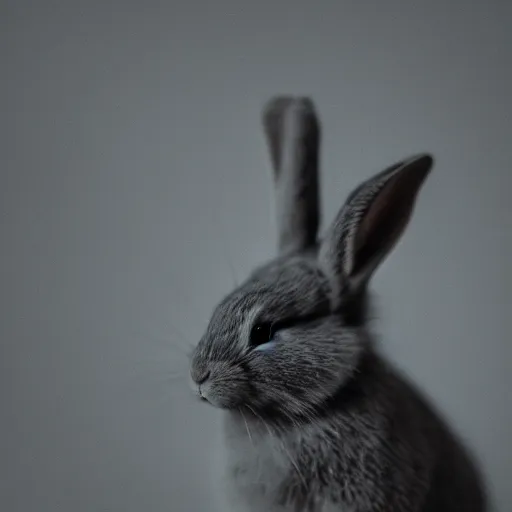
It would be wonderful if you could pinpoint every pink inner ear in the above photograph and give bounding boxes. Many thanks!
[352,171,420,277]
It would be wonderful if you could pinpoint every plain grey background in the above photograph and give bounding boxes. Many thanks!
[1,1,510,511]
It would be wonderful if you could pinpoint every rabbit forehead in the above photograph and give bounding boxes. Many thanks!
[234,256,328,316]
[249,255,330,315]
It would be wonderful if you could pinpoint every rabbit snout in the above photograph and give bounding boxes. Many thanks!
[189,359,248,409]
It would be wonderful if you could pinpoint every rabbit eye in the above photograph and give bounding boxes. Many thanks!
[250,323,274,347]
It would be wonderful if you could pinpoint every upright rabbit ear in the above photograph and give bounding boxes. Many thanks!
[319,154,434,307]
[262,96,321,255]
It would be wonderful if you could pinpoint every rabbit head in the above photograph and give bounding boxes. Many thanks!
[189,97,433,421]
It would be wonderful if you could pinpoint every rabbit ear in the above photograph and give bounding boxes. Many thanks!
[262,96,321,255]
[319,154,433,306]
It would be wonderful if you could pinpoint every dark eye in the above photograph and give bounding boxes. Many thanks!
[250,322,273,347]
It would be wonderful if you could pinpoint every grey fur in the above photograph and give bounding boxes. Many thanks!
[263,96,321,255]
[189,96,487,511]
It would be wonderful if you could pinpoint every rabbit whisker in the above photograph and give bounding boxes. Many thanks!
[240,408,254,447]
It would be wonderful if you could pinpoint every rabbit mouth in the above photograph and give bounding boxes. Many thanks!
[190,375,247,410]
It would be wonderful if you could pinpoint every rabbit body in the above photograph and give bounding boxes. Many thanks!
[189,97,487,512]
[223,349,484,512]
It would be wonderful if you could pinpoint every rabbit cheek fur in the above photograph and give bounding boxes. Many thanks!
[189,97,487,511]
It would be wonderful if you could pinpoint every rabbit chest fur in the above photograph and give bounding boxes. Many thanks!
[221,356,432,512]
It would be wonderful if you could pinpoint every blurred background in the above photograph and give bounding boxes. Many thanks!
[1,1,510,511]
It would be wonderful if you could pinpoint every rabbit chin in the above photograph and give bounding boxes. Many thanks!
[204,385,325,421]
[199,380,309,417]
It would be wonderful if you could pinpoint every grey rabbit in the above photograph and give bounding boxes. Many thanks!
[189,96,487,511]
